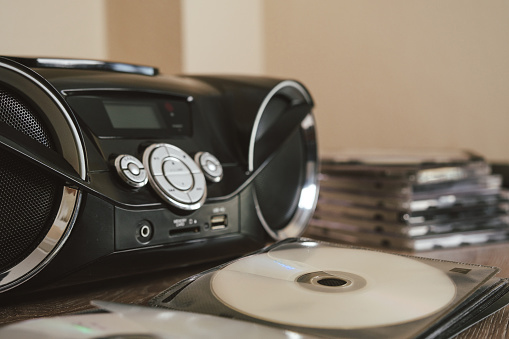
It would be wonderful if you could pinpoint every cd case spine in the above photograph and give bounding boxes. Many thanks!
[308,150,509,251]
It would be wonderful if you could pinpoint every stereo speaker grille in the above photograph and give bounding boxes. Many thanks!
[0,88,54,148]
[0,85,61,273]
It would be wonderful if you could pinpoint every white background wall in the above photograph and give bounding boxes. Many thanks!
[1,0,508,161]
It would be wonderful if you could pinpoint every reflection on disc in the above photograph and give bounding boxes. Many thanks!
[210,242,456,329]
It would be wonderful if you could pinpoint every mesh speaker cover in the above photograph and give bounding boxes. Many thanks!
[0,85,62,273]
[0,88,54,148]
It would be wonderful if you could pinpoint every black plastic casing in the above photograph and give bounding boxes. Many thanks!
[0,57,317,296]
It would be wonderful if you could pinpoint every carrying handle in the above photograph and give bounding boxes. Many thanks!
[0,121,89,190]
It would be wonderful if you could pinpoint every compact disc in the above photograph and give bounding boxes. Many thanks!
[210,242,457,329]
[0,301,314,339]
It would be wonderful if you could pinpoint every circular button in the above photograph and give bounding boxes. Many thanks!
[195,152,223,182]
[128,162,141,176]
[114,155,148,188]
[162,158,194,191]
[206,160,217,172]
[143,144,207,210]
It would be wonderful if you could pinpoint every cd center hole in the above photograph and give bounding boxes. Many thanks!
[317,277,348,287]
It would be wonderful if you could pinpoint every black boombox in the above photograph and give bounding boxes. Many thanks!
[0,56,319,295]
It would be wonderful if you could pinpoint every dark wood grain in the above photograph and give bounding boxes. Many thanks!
[1,242,509,338]
[0,261,220,326]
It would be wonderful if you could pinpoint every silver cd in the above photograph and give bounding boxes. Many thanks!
[210,242,456,329]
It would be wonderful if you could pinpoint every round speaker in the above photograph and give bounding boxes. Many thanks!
[249,81,318,240]
[0,59,86,292]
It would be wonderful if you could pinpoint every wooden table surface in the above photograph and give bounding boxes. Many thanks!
[1,240,509,338]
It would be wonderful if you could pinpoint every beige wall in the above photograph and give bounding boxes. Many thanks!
[0,0,107,59]
[1,0,508,161]
[181,0,264,74]
[105,0,182,75]
[265,0,509,161]
[0,0,182,75]
[0,0,262,74]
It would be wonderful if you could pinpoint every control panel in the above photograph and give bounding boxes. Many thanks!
[142,143,207,211]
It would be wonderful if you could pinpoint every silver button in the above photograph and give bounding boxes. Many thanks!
[114,154,147,188]
[163,157,189,175]
[188,173,206,203]
[154,174,192,203]
[123,168,147,184]
[127,162,141,176]
[149,146,170,175]
[195,152,223,182]
[167,173,194,191]
[206,160,217,172]
[143,143,207,210]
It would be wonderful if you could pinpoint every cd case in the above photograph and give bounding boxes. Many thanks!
[0,300,312,338]
[150,238,509,339]
[310,149,509,251]
[319,148,490,184]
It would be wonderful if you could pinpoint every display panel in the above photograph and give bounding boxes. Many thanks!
[66,93,192,138]
[103,101,165,130]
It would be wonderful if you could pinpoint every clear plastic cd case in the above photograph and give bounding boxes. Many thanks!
[150,238,509,339]
[0,300,314,339]
[309,149,509,251]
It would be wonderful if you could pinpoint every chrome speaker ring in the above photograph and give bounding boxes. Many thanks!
[250,80,319,240]
[0,59,86,292]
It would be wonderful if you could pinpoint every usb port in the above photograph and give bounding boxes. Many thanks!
[210,214,228,230]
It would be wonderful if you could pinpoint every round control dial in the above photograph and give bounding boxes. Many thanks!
[195,152,223,182]
[114,155,148,188]
[143,144,207,210]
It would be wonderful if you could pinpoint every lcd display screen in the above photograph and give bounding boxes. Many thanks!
[104,101,166,129]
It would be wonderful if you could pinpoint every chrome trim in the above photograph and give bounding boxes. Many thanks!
[0,61,87,178]
[248,80,312,173]
[251,81,319,240]
[0,60,86,292]
[33,57,158,76]
[39,58,104,67]
[0,187,82,292]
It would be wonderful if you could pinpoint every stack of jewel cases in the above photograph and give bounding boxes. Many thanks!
[307,149,509,251]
